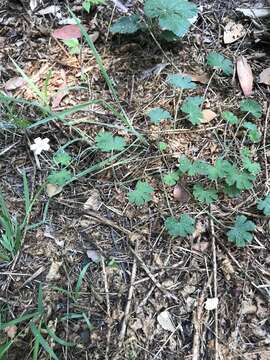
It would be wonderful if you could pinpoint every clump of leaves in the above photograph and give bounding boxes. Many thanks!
[165,213,195,237]
[95,131,126,152]
[222,111,239,125]
[111,0,198,39]
[178,156,207,176]
[193,184,218,204]
[158,141,167,151]
[53,149,72,166]
[224,165,255,190]
[240,148,261,175]
[163,171,180,186]
[167,74,196,89]
[243,122,261,143]
[147,108,171,124]
[47,170,73,186]
[82,0,105,13]
[63,39,81,54]
[257,194,270,216]
[240,99,262,118]
[207,52,233,75]
[128,181,154,206]
[181,96,203,125]
[227,215,256,247]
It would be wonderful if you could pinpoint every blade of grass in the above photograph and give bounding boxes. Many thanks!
[45,326,75,347]
[0,311,40,330]
[30,322,59,360]
[74,262,91,300]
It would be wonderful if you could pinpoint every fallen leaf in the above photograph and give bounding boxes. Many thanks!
[52,25,81,40]
[173,184,190,203]
[84,190,102,211]
[236,7,270,18]
[205,297,219,311]
[5,77,25,91]
[87,249,101,263]
[192,241,209,252]
[46,261,62,281]
[237,56,253,96]
[241,301,257,315]
[183,71,209,84]
[157,310,175,332]
[223,21,245,44]
[46,183,63,198]
[201,109,217,123]
[52,83,68,110]
[259,67,270,85]
[4,325,17,339]
[221,257,234,280]
[37,5,60,15]
[192,221,206,240]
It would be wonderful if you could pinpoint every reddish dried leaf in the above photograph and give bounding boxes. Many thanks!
[201,109,217,124]
[52,84,68,110]
[258,67,270,85]
[5,76,25,91]
[236,56,253,96]
[52,25,81,40]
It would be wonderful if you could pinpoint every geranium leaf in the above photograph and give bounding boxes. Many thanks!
[222,111,239,125]
[167,74,196,89]
[95,131,126,152]
[147,108,171,124]
[110,15,142,34]
[227,215,256,247]
[240,99,262,118]
[207,52,233,75]
[165,213,195,237]
[47,170,72,186]
[128,181,154,206]
[181,96,203,125]
[193,184,218,204]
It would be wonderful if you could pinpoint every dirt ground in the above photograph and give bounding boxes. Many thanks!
[0,0,270,359]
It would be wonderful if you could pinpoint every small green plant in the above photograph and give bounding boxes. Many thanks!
[222,111,239,125]
[82,0,105,12]
[147,107,171,124]
[240,99,262,118]
[166,74,196,89]
[257,194,270,216]
[47,169,73,186]
[240,148,261,175]
[128,181,154,206]
[111,0,198,39]
[207,52,233,75]
[163,171,180,186]
[243,122,261,143]
[178,156,207,176]
[193,184,218,204]
[181,96,203,125]
[95,131,126,152]
[158,141,168,151]
[227,215,256,247]
[165,213,195,237]
[53,149,72,166]
[0,174,40,261]
[63,39,81,54]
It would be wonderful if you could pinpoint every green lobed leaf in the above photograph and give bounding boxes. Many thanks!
[53,149,72,166]
[222,111,239,125]
[240,99,262,118]
[165,213,195,237]
[243,122,261,143]
[240,148,261,175]
[223,184,241,198]
[257,194,270,216]
[163,171,180,186]
[193,184,218,204]
[63,39,80,54]
[227,215,256,247]
[147,107,171,124]
[158,142,168,151]
[110,15,142,34]
[207,52,233,75]
[144,0,198,37]
[224,165,255,190]
[95,131,126,152]
[205,159,232,181]
[167,74,197,89]
[47,170,72,186]
[181,96,203,125]
[128,181,154,206]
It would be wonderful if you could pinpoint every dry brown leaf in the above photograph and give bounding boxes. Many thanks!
[237,56,253,96]
[5,77,25,91]
[259,67,270,85]
[4,325,17,339]
[183,71,209,84]
[46,183,63,198]
[157,310,175,332]
[173,184,189,203]
[52,25,81,40]
[192,241,209,252]
[223,21,245,44]
[201,109,217,123]
[84,189,102,211]
[46,261,62,281]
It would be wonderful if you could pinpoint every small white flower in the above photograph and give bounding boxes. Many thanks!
[205,297,219,311]
[30,137,50,155]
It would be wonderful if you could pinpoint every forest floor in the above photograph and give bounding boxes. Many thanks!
[0,0,270,359]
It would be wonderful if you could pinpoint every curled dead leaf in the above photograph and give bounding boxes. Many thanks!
[52,25,81,40]
[173,184,189,203]
[258,67,270,85]
[5,77,25,91]
[46,183,63,198]
[201,109,217,123]
[46,261,62,281]
[183,71,209,84]
[84,189,102,211]
[223,21,245,44]
[237,56,253,96]
[157,310,175,332]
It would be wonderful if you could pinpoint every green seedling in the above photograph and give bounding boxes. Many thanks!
[147,107,171,124]
[111,0,198,39]
[193,184,218,204]
[53,149,72,166]
[240,148,261,175]
[257,194,270,216]
[227,215,256,247]
[181,96,203,125]
[82,0,105,12]
[166,74,196,90]
[240,99,262,119]
[47,170,73,186]
[165,213,195,237]
[207,52,233,75]
[128,181,154,206]
[63,39,81,54]
[222,111,239,125]
[243,122,261,143]
[163,171,181,186]
[95,131,126,152]
[158,142,168,151]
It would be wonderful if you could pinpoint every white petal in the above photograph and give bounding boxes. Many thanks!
[205,297,219,311]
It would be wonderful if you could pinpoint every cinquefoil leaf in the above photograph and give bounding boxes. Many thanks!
[95,131,126,152]
[207,52,233,75]
[165,213,195,237]
[128,181,154,206]
[227,215,256,247]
